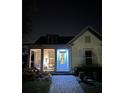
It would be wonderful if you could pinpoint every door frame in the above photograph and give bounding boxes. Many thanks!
[56,49,70,72]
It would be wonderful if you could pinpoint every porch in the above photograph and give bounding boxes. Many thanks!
[29,47,71,72]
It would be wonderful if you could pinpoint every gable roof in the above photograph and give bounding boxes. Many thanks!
[68,26,102,44]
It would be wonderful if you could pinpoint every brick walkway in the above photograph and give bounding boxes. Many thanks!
[49,75,85,93]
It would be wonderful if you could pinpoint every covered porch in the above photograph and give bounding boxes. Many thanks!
[29,45,72,72]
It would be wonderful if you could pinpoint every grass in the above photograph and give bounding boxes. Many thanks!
[22,80,51,93]
[80,81,102,93]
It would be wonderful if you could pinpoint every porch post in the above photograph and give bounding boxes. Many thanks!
[41,48,43,71]
[55,48,57,72]
[28,49,31,68]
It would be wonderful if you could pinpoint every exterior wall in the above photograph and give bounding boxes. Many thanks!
[71,31,102,71]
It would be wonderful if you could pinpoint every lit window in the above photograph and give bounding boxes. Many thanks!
[43,49,55,71]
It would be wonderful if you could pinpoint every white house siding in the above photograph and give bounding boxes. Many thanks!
[71,30,102,70]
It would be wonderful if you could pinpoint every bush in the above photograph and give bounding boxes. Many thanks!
[74,65,102,82]
[22,67,52,82]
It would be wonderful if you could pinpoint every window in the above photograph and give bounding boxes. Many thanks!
[85,50,92,65]
[43,49,55,71]
[85,36,91,43]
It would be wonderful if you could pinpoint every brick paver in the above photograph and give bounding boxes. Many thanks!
[49,75,85,93]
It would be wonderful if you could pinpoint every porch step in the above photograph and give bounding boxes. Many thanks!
[51,72,74,75]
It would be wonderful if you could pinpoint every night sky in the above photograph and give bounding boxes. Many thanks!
[23,0,102,42]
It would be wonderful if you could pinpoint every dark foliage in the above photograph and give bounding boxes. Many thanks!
[22,67,52,82]
[74,65,102,82]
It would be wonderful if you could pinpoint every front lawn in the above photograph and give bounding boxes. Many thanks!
[80,81,102,93]
[22,80,51,93]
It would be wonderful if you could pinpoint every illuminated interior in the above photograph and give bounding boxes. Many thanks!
[57,49,69,71]
[43,49,55,71]
[29,49,41,70]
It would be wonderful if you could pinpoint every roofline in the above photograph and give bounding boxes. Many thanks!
[22,43,69,46]
[68,25,102,44]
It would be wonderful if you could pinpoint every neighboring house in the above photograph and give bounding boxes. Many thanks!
[22,26,102,72]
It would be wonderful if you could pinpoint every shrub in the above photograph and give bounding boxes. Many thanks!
[22,67,52,82]
[74,65,102,82]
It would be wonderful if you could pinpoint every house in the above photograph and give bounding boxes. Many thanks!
[68,26,102,70]
[22,26,102,72]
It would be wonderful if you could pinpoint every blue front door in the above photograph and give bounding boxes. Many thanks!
[56,49,69,72]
